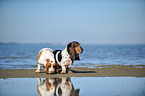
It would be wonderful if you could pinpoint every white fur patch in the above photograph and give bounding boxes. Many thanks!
[60,47,72,67]
[37,48,55,67]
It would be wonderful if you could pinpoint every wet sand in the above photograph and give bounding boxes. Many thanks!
[0,65,145,78]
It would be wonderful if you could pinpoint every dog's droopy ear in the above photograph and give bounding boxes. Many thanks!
[67,42,76,62]
[75,54,80,60]
[67,41,80,61]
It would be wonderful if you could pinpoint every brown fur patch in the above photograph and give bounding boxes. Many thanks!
[45,78,51,91]
[69,46,76,60]
[37,86,42,96]
[45,59,51,74]
[69,42,82,61]
[75,45,82,54]
[37,51,43,64]
[55,63,60,73]
[45,59,57,74]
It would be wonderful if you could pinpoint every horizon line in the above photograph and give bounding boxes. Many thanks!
[0,42,145,45]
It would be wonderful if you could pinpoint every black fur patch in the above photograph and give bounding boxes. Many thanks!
[53,50,62,63]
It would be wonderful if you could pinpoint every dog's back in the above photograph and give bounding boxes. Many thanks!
[37,48,55,66]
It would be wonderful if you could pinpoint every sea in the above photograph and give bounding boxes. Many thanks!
[0,43,145,96]
[0,43,145,69]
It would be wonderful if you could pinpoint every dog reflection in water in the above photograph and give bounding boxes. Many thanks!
[37,77,80,96]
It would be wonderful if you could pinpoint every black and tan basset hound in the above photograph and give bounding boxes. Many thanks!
[35,41,83,74]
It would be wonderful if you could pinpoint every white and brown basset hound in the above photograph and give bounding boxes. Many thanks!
[37,78,80,96]
[35,41,83,74]
[37,78,58,96]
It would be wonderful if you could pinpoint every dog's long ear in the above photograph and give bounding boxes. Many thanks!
[67,42,76,62]
[67,41,80,61]
[75,53,80,60]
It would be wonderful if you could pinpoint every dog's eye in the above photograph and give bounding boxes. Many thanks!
[75,45,79,47]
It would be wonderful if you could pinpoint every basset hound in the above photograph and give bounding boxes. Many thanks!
[35,48,57,74]
[35,41,83,74]
[37,78,58,96]
[56,77,80,96]
[37,78,80,96]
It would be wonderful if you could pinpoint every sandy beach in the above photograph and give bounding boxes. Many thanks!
[0,65,145,78]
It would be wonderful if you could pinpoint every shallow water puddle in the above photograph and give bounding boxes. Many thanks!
[0,77,145,96]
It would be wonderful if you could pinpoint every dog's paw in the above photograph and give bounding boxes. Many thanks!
[61,71,66,74]
[35,70,40,73]
[68,70,72,73]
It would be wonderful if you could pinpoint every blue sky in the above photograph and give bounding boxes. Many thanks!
[0,0,145,44]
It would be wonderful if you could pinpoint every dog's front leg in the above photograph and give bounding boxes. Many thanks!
[35,64,42,73]
[67,60,72,73]
[61,77,66,83]
[68,59,72,68]
[37,78,41,84]
[61,64,66,74]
